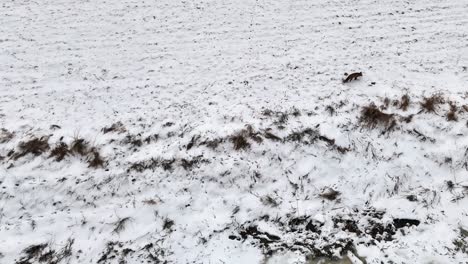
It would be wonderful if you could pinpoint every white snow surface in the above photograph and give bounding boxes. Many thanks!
[1,0,468,263]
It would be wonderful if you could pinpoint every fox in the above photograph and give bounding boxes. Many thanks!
[342,72,362,83]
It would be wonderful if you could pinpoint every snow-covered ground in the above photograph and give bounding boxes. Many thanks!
[1,0,468,263]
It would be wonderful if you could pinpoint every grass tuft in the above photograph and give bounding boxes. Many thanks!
[13,137,50,160]
[112,217,133,234]
[360,103,396,130]
[229,125,263,150]
[0,128,14,143]
[400,94,410,111]
[286,128,319,144]
[162,217,175,231]
[230,133,250,150]
[420,94,444,113]
[102,121,126,134]
[70,138,89,156]
[447,101,458,121]
[88,148,105,168]
[49,142,70,162]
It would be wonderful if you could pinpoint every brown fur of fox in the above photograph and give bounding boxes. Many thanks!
[342,72,363,83]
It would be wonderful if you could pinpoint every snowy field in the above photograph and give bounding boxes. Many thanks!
[1,0,468,263]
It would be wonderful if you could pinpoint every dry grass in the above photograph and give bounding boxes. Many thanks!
[17,239,74,264]
[142,199,158,205]
[447,101,458,121]
[400,94,410,111]
[230,133,250,150]
[12,137,50,160]
[335,146,350,154]
[244,125,263,143]
[70,138,89,156]
[286,128,319,144]
[410,129,435,143]
[129,158,175,172]
[420,94,444,113]
[49,142,69,162]
[162,121,174,127]
[276,112,289,127]
[462,105,468,113]
[112,217,134,234]
[143,134,159,144]
[48,138,105,167]
[158,159,175,171]
[186,135,200,150]
[200,138,224,149]
[360,104,396,130]
[400,114,414,123]
[87,148,105,168]
[0,128,14,143]
[318,135,335,146]
[453,228,468,254]
[9,134,105,168]
[381,97,390,110]
[229,125,263,150]
[162,217,175,231]
[263,130,282,141]
[263,108,302,128]
[325,105,335,116]
[261,195,280,207]
[22,244,48,259]
[102,121,126,134]
[180,156,207,170]
[122,134,143,148]
[320,188,340,201]
[291,107,301,117]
